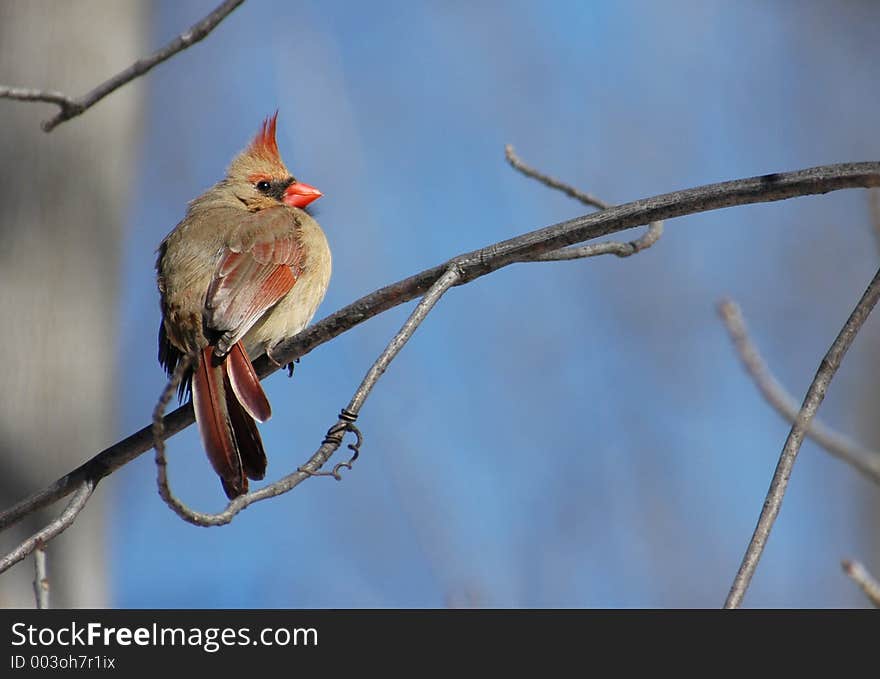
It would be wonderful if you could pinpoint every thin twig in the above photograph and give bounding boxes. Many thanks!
[869,189,880,254]
[0,481,94,575]
[523,222,664,261]
[0,162,878,536]
[153,266,462,526]
[723,266,880,609]
[32,544,49,609]
[347,266,462,413]
[505,144,664,261]
[718,299,880,485]
[152,354,196,519]
[0,87,71,107]
[505,144,609,209]
[841,559,880,607]
[0,0,244,132]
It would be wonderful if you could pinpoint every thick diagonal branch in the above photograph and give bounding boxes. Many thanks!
[1,161,878,536]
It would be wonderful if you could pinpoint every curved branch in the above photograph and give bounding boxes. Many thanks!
[0,161,878,535]
[504,144,664,261]
[718,299,880,485]
[153,267,461,526]
[0,0,244,132]
[0,481,94,575]
[524,221,664,261]
[723,266,880,609]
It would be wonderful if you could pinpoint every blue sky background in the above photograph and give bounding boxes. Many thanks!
[113,0,880,607]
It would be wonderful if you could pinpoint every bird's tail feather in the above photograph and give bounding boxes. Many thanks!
[192,344,269,499]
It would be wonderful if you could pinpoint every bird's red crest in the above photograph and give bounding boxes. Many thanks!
[248,112,280,162]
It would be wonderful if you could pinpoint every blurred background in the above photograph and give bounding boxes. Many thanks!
[1,0,879,608]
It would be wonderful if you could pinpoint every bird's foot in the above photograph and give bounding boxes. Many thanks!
[285,358,300,378]
[266,345,300,377]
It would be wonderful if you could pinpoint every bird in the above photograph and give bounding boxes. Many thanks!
[155,113,330,499]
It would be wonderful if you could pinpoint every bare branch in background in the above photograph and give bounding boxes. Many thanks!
[841,559,880,607]
[869,189,880,253]
[505,144,610,209]
[0,163,878,556]
[151,267,461,526]
[0,481,94,575]
[0,87,71,109]
[505,144,664,261]
[718,299,880,485]
[32,544,48,609]
[724,266,880,609]
[0,0,244,131]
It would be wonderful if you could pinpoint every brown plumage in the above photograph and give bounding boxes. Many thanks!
[156,114,331,498]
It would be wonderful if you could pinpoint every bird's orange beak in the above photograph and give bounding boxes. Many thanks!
[283,181,322,208]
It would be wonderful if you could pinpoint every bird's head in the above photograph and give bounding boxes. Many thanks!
[223,113,322,212]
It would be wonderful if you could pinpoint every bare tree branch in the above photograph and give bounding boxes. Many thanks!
[0,87,71,108]
[505,144,610,209]
[724,266,880,609]
[525,220,664,261]
[841,559,880,607]
[344,266,462,414]
[0,162,878,539]
[869,188,880,254]
[0,0,244,132]
[0,481,93,575]
[718,299,880,485]
[152,267,461,526]
[505,144,664,261]
[32,544,48,609]
[153,355,195,519]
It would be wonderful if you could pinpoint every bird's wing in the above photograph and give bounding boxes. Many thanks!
[205,207,306,355]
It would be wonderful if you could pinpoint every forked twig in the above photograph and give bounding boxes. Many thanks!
[718,299,880,485]
[0,481,94,575]
[505,144,664,261]
[724,266,880,608]
[0,0,244,131]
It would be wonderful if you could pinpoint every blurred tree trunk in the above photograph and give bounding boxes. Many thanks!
[0,1,147,607]
[797,1,880,604]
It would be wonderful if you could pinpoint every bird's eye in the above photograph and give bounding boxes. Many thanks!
[256,180,271,193]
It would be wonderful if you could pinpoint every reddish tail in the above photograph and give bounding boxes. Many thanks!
[191,343,270,499]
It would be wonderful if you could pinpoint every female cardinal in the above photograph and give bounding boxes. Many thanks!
[156,114,330,499]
